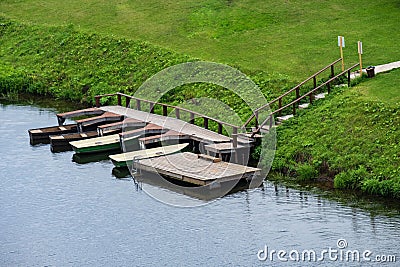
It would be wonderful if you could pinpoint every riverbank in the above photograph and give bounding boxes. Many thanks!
[269,68,400,198]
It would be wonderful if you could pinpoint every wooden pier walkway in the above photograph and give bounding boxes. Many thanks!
[99,105,232,144]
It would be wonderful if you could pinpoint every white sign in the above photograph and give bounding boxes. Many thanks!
[338,36,345,47]
[358,41,363,54]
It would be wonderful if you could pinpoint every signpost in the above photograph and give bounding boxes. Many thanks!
[338,36,345,71]
[358,41,363,76]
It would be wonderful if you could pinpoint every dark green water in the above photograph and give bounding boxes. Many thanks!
[0,99,399,266]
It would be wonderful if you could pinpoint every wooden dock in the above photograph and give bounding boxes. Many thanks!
[135,152,260,186]
[99,106,232,144]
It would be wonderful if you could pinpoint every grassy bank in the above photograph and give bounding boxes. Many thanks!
[1,0,399,79]
[270,68,400,198]
[0,17,295,124]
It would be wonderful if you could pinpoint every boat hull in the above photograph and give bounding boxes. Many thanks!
[28,124,77,145]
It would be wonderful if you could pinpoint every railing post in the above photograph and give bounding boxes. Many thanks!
[175,108,180,119]
[149,102,154,113]
[190,112,195,124]
[309,93,313,104]
[218,123,223,134]
[203,117,209,129]
[313,76,317,89]
[136,99,141,110]
[327,82,331,94]
[125,96,131,108]
[293,103,296,115]
[117,94,121,106]
[347,70,351,87]
[95,96,100,108]
[163,105,168,116]
[255,110,259,129]
[296,87,300,99]
[232,127,238,148]
[278,97,282,116]
[269,115,273,130]
[331,65,335,78]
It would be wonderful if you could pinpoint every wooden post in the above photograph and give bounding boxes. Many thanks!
[175,108,180,119]
[117,94,121,106]
[136,99,141,110]
[125,97,131,108]
[327,82,331,94]
[218,123,223,134]
[338,36,345,71]
[269,115,273,130]
[347,70,351,87]
[95,96,100,108]
[163,105,168,116]
[293,103,296,115]
[358,41,363,77]
[313,76,317,89]
[296,87,300,99]
[190,112,195,124]
[330,65,335,78]
[204,117,209,129]
[254,110,259,129]
[309,93,313,104]
[232,127,238,148]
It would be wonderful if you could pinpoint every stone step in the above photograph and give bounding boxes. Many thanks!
[299,103,310,109]
[276,114,294,122]
[314,92,327,100]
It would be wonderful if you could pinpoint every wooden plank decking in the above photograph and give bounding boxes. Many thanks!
[100,106,231,144]
[136,152,260,186]
[109,143,189,167]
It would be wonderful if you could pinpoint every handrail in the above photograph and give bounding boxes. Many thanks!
[95,92,240,130]
[253,62,360,135]
[241,58,342,129]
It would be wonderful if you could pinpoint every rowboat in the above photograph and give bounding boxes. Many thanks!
[50,129,119,153]
[70,123,165,154]
[109,143,189,168]
[50,131,100,152]
[28,124,77,145]
[70,134,121,154]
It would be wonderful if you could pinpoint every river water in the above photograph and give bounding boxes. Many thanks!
[0,100,399,266]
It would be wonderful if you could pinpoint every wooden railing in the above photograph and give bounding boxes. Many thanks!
[251,62,360,136]
[242,58,343,131]
[94,59,359,143]
[94,92,242,146]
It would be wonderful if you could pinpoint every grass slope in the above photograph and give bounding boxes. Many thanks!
[0,18,294,124]
[271,68,400,198]
[1,0,399,79]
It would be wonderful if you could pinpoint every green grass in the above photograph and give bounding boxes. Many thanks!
[0,18,295,124]
[271,69,400,198]
[356,69,400,106]
[1,0,399,80]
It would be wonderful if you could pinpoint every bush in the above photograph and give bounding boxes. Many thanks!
[334,166,368,190]
[295,163,318,181]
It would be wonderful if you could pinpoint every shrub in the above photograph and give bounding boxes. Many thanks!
[295,163,318,181]
[334,166,368,190]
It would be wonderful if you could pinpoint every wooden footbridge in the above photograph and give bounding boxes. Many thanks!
[31,58,362,191]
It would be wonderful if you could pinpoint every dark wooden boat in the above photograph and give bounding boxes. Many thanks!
[28,124,78,145]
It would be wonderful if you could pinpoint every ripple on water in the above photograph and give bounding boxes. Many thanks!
[0,102,399,266]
